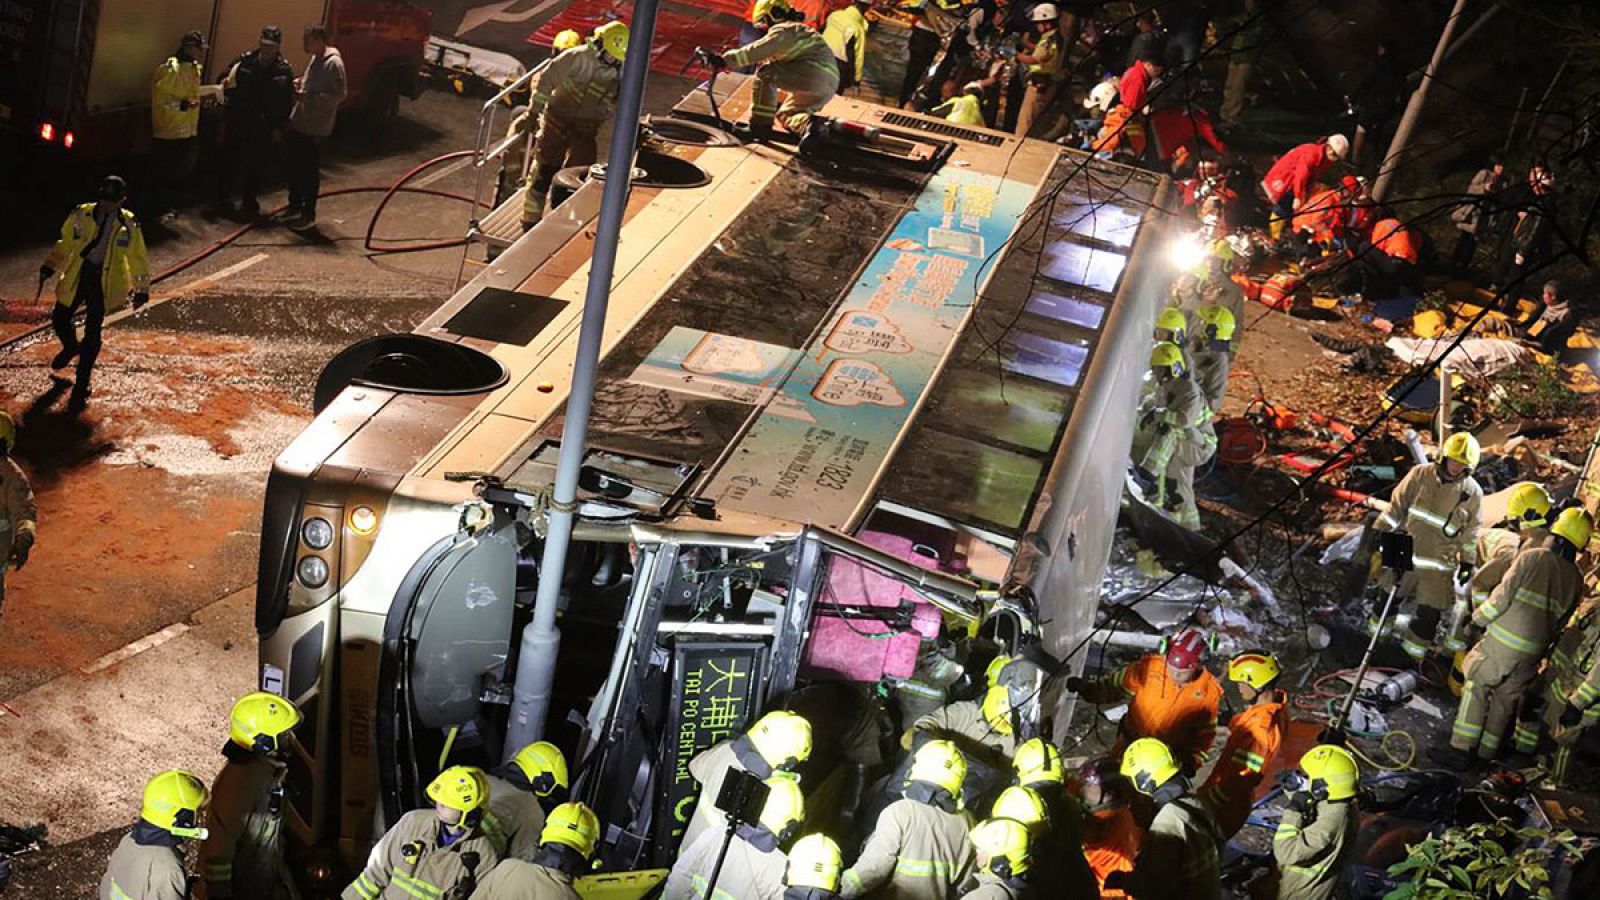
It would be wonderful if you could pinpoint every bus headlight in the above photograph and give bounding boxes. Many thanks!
[297,556,330,588]
[301,517,334,550]
[350,506,379,535]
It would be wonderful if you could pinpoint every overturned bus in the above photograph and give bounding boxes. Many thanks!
[253,74,1174,886]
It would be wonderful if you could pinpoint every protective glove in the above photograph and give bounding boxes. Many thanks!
[1455,562,1473,587]
[1064,675,1085,694]
[1561,703,1584,728]
[697,47,727,70]
[38,265,53,282]
[10,546,28,571]
[1286,790,1316,816]
[1131,466,1158,493]
[131,291,149,310]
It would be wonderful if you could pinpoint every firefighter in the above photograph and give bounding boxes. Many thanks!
[100,770,209,900]
[1460,482,1551,653]
[1272,745,1360,900]
[1433,508,1590,768]
[1152,307,1191,356]
[1013,4,1063,138]
[664,774,805,900]
[1198,651,1288,838]
[1077,758,1140,898]
[199,692,303,899]
[551,29,583,52]
[1010,739,1097,898]
[784,833,844,899]
[682,710,813,849]
[344,766,500,900]
[913,682,1023,758]
[931,82,987,127]
[822,0,872,93]
[147,30,207,219]
[1189,305,1236,413]
[1105,739,1222,900]
[842,739,976,899]
[1129,342,1216,530]
[482,740,569,861]
[1261,136,1348,239]
[1374,431,1484,662]
[469,802,599,900]
[517,21,626,228]
[0,412,36,627]
[895,0,980,110]
[704,18,840,139]
[40,175,150,411]
[1545,597,1600,786]
[1068,628,1222,775]
[961,817,1036,898]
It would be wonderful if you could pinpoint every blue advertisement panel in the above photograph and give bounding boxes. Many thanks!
[709,169,1038,525]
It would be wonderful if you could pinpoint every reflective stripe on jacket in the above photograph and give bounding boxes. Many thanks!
[1470,526,1545,606]
[1120,797,1221,900]
[99,833,188,900]
[1374,463,1481,572]
[199,754,293,897]
[1199,691,1287,835]
[531,44,621,124]
[680,740,749,852]
[151,57,202,140]
[1272,799,1356,900]
[44,203,151,307]
[724,23,840,81]
[1471,541,1581,657]
[841,797,975,900]
[663,828,787,900]
[1079,654,1222,771]
[470,860,581,899]
[913,699,1017,758]
[342,809,500,900]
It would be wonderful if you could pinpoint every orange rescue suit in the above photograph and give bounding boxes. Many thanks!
[1372,217,1420,263]
[1083,804,1141,898]
[1198,690,1288,837]
[1291,188,1348,245]
[1080,654,1223,771]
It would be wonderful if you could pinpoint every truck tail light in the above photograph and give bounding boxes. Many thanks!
[38,122,54,142]
[62,131,74,149]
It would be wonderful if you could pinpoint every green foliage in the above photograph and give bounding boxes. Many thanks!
[1382,820,1583,900]
[1487,360,1580,421]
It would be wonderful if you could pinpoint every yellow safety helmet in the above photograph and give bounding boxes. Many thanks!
[1198,305,1236,342]
[1440,431,1481,470]
[1120,738,1180,796]
[141,770,210,839]
[593,20,628,63]
[0,411,14,453]
[228,692,302,755]
[991,785,1048,832]
[970,817,1032,878]
[552,29,583,52]
[1298,744,1359,801]
[981,684,1016,735]
[1551,507,1594,552]
[985,654,1012,688]
[786,833,843,891]
[427,766,490,821]
[1226,651,1281,691]
[541,801,601,857]
[748,710,813,771]
[1505,482,1553,528]
[1154,307,1188,344]
[759,774,807,840]
[909,739,967,797]
[752,0,795,24]
[1013,737,1065,786]
[1150,341,1186,379]
[510,740,570,798]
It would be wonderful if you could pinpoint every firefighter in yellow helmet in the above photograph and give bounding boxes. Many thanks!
[551,29,583,52]
[1132,341,1216,530]
[665,774,806,899]
[470,801,599,899]
[0,411,37,627]
[930,82,988,127]
[1198,651,1288,838]
[1189,305,1237,413]
[821,0,871,92]
[842,739,976,898]
[700,15,840,137]
[1105,739,1222,900]
[681,709,813,850]
[785,833,844,898]
[199,692,303,899]
[41,175,150,410]
[1375,431,1483,661]
[1433,507,1590,769]
[344,766,500,900]
[961,817,1035,898]
[100,770,209,900]
[1009,739,1097,897]
[482,740,569,861]
[517,21,627,228]
[913,682,1024,758]
[1459,481,1552,654]
[1272,745,1359,900]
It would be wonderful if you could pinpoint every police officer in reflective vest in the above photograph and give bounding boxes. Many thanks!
[344,766,501,900]
[100,770,209,900]
[200,692,303,899]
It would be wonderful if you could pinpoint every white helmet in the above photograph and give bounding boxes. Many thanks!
[1324,134,1350,161]
[1030,3,1058,22]
[1084,80,1118,112]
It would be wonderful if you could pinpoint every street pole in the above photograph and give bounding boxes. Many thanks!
[505,0,660,756]
[1371,0,1469,202]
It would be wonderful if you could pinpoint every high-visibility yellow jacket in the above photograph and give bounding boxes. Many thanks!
[822,5,870,81]
[99,831,188,900]
[1471,540,1582,658]
[1023,30,1063,80]
[343,810,500,900]
[1272,798,1356,900]
[44,203,150,308]
[931,94,985,126]
[470,860,579,899]
[1375,463,1482,575]
[530,44,620,125]
[152,56,203,139]
[1,458,37,564]
[1469,526,1546,607]
[482,773,546,862]
[663,827,787,900]
[725,22,840,82]
[842,797,975,900]
[199,753,294,898]
[1119,796,1221,900]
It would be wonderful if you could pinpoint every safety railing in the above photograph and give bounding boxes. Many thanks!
[453,60,550,289]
